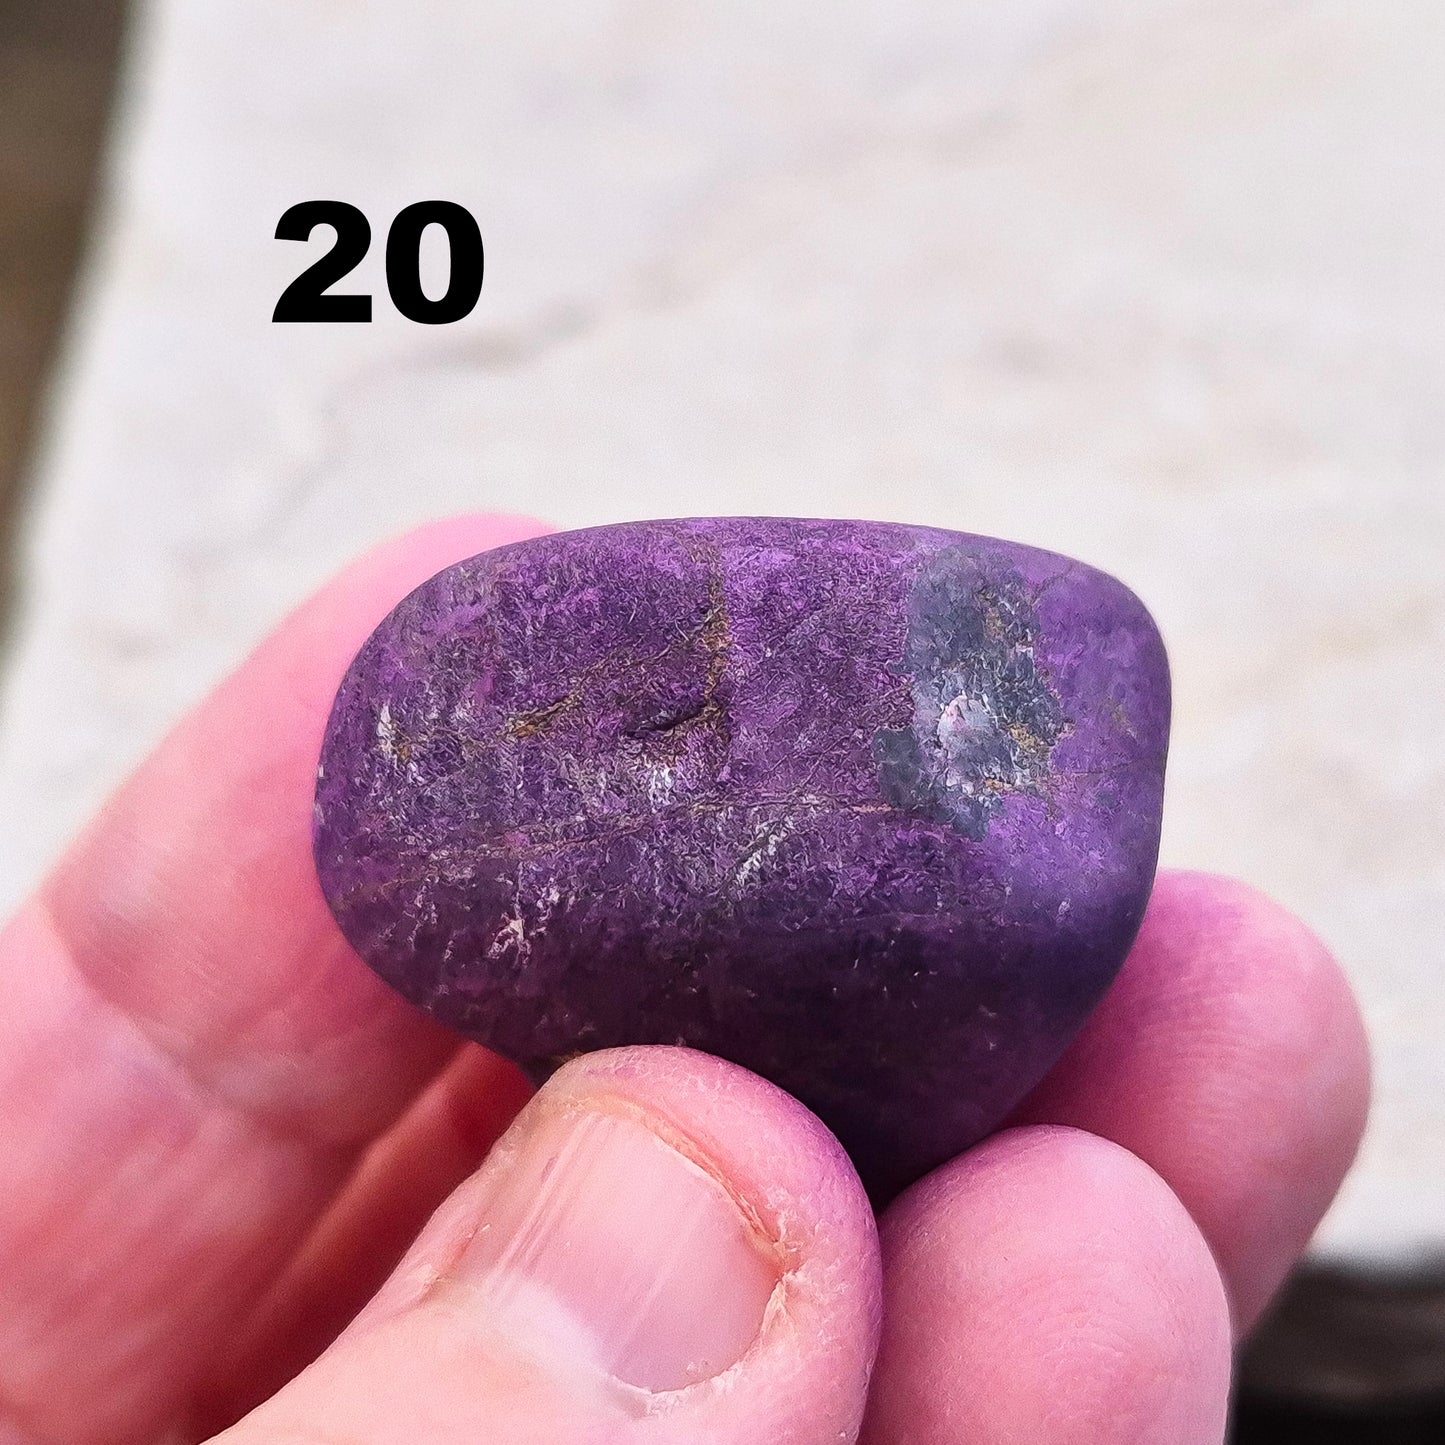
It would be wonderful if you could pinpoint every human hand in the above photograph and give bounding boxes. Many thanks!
[0,516,1369,1444]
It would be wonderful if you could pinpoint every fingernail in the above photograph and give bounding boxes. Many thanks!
[456,1107,781,1392]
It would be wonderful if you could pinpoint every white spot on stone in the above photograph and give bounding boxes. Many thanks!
[488,914,527,959]
[647,764,675,805]
[376,700,402,762]
[734,821,791,890]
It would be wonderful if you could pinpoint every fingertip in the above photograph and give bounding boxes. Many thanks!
[508,1046,883,1399]
[865,1126,1232,1445]
[1148,870,1372,1168]
[225,1046,881,1445]
[549,1045,879,1262]
[1016,869,1371,1329]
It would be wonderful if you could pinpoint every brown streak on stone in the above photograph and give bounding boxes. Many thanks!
[505,692,579,739]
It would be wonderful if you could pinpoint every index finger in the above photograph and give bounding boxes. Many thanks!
[0,514,544,1445]
[1011,869,1371,1330]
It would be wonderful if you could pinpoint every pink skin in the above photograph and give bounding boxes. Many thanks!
[0,516,1369,1445]
[862,1128,1233,1445]
[1010,870,1371,1332]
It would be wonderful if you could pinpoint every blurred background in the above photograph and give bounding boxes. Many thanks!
[1,2,1441,1438]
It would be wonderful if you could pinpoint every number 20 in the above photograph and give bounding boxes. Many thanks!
[272,200,484,324]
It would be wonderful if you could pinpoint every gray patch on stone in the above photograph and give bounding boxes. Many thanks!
[874,548,1067,840]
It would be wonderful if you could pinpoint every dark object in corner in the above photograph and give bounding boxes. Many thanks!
[1232,1260,1445,1443]
[0,0,133,629]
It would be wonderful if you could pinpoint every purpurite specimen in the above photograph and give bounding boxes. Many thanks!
[315,518,1170,1200]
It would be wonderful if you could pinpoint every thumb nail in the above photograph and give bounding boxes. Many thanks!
[455,1105,781,1392]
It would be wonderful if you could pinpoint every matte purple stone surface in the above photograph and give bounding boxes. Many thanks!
[315,518,1170,1200]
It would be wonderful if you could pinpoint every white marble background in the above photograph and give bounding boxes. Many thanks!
[4,0,1442,1261]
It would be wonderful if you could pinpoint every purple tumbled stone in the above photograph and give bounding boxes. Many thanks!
[315,518,1170,1200]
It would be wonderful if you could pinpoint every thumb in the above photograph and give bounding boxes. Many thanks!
[212,1047,881,1445]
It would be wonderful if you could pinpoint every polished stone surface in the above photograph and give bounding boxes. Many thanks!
[315,519,1169,1199]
